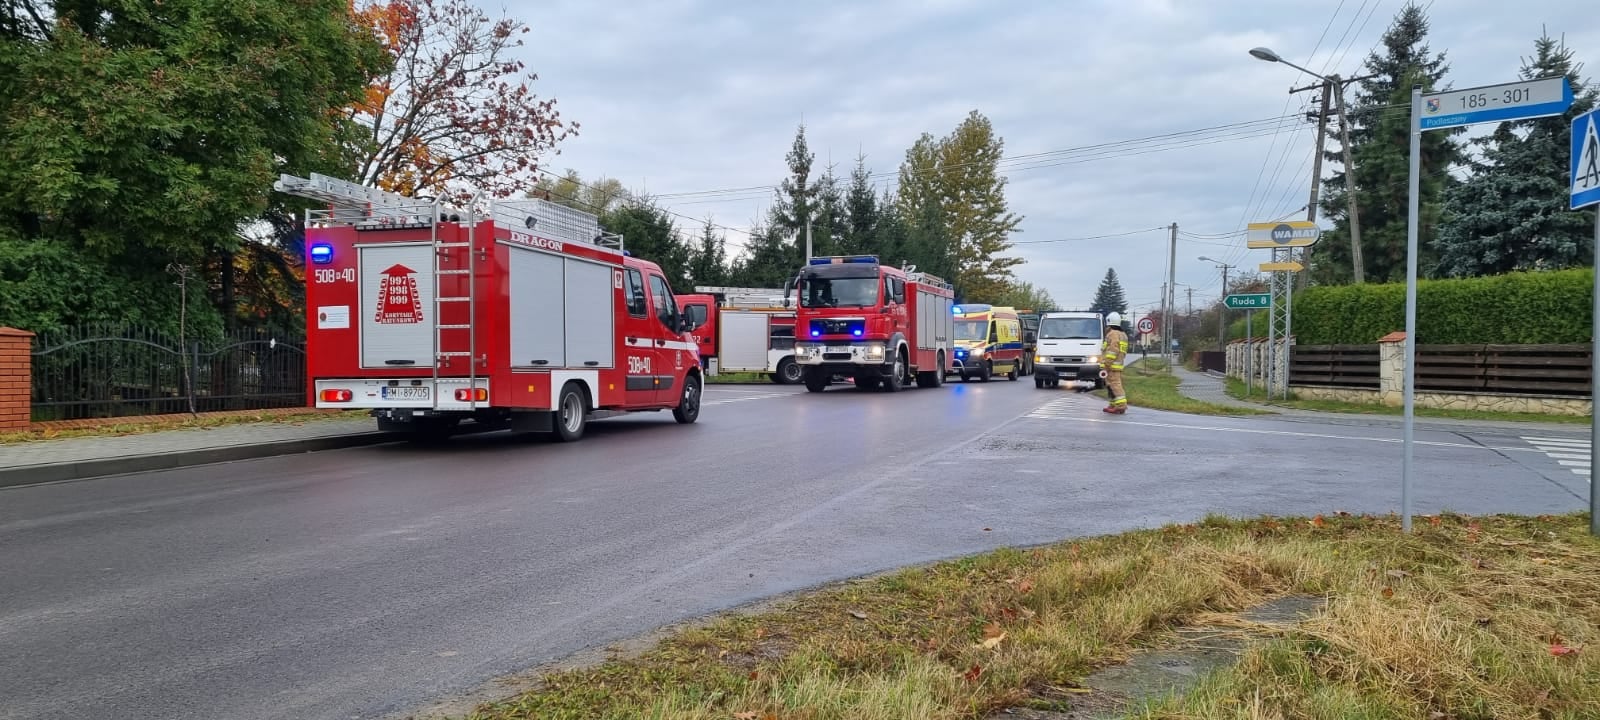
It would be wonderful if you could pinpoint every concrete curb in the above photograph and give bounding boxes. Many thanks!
[0,432,400,490]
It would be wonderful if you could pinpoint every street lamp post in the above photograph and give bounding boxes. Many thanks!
[1200,256,1235,352]
[1249,46,1366,284]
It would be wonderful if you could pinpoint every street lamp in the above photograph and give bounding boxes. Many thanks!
[1200,256,1235,352]
[1249,45,1366,284]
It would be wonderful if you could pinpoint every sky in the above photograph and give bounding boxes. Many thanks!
[508,0,1596,319]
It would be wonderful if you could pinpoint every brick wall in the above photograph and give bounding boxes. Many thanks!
[0,327,34,432]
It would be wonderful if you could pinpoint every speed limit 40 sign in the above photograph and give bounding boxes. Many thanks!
[1136,317,1154,334]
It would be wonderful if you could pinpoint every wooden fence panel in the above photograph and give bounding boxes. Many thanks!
[1290,344,1380,389]
[1414,344,1591,398]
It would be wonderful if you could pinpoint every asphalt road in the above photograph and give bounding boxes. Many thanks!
[0,380,1590,720]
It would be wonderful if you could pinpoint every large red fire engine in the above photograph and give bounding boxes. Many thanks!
[785,255,955,392]
[675,287,801,384]
[274,173,707,442]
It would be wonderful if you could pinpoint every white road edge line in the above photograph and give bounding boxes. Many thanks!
[1039,414,1554,454]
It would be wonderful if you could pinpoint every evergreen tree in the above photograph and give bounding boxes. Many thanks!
[1090,268,1128,316]
[687,218,728,287]
[810,164,845,258]
[1433,32,1599,276]
[1315,1,1462,284]
[842,155,881,256]
[727,223,796,288]
[600,201,691,291]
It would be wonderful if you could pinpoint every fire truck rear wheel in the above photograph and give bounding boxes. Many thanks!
[916,352,945,388]
[552,382,587,442]
[673,373,702,424]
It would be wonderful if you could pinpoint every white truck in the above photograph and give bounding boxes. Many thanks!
[1032,310,1107,389]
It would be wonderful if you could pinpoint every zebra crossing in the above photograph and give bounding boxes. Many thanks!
[1521,436,1592,479]
[1025,395,1095,419]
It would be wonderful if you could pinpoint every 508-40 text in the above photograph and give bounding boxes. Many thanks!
[314,269,356,284]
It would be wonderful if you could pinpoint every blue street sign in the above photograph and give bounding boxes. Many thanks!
[1573,107,1600,210]
[1419,77,1572,131]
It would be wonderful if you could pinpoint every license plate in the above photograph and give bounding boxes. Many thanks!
[827,346,850,353]
[381,386,431,401]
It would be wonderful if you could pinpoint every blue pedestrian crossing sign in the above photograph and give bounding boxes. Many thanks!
[1575,108,1600,210]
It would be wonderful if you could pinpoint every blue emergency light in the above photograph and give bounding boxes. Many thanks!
[807,255,879,265]
[309,243,334,264]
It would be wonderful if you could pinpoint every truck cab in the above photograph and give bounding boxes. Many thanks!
[1032,310,1106,389]
[947,304,1024,382]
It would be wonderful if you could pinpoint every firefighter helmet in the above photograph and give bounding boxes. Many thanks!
[1105,312,1122,326]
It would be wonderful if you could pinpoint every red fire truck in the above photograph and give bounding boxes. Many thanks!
[785,255,955,392]
[675,287,802,384]
[275,172,706,442]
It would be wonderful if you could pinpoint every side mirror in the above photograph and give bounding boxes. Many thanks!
[782,278,794,308]
[678,315,696,333]
[1025,331,1036,343]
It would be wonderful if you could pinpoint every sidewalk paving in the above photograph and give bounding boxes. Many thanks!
[0,417,389,488]
[1169,366,1590,436]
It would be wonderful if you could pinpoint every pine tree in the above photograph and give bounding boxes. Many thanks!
[842,155,881,256]
[1433,32,1600,276]
[1090,269,1128,316]
[810,164,845,258]
[600,201,690,291]
[1315,2,1462,284]
[687,218,728,287]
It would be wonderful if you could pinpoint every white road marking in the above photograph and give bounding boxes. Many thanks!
[1520,436,1592,478]
[1021,408,1555,454]
[703,391,788,406]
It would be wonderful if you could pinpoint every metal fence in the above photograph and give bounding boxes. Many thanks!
[30,326,306,421]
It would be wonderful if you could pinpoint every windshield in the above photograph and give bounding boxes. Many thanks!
[954,319,989,342]
[1039,317,1101,340]
[800,277,880,308]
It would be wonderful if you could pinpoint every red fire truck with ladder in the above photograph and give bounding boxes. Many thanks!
[274,172,707,442]
[675,287,802,384]
[784,255,955,392]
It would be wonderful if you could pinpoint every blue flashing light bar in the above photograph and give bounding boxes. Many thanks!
[807,255,880,265]
[309,243,334,264]
[953,303,991,314]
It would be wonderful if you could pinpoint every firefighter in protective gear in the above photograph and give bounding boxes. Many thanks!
[1100,312,1129,414]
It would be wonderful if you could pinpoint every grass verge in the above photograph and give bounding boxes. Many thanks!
[706,372,775,385]
[461,512,1597,720]
[1119,360,1270,417]
[1223,377,1591,425]
[0,409,369,444]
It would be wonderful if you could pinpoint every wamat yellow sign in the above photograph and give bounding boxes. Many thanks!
[1246,220,1322,249]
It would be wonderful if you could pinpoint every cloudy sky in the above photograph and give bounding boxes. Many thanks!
[511,0,1595,318]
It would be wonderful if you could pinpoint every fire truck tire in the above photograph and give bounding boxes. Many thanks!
[881,350,907,392]
[673,373,702,424]
[803,367,830,393]
[774,357,803,385]
[552,382,587,442]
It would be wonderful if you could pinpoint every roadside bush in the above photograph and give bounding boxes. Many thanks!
[1284,268,1593,345]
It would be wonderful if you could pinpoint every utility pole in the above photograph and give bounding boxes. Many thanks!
[1186,287,1194,316]
[1166,222,1177,366]
[804,216,813,262]
[1217,264,1231,351]
[1290,79,1333,289]
[1331,73,1365,284]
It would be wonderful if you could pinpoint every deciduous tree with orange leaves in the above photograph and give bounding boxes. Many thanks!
[348,0,577,205]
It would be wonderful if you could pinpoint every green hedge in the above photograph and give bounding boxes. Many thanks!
[1282,269,1594,345]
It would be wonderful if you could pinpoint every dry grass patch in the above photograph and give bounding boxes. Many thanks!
[459,513,1598,720]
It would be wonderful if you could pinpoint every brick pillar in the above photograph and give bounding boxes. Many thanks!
[1378,331,1406,407]
[0,328,34,432]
